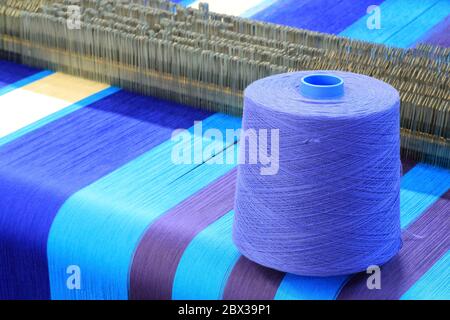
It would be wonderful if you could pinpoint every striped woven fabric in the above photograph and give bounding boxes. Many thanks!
[0,1,449,300]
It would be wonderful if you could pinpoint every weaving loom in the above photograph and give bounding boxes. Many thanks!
[0,0,449,300]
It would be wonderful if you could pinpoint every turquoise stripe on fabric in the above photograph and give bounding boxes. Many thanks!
[400,164,450,229]
[384,1,450,48]
[339,0,441,46]
[48,113,240,300]
[179,0,196,6]
[401,251,450,300]
[0,87,120,147]
[0,70,53,96]
[172,211,240,300]
[275,163,450,300]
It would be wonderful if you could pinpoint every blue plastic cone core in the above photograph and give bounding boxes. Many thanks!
[300,74,344,99]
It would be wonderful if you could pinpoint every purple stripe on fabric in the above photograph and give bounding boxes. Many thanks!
[402,159,417,175]
[222,257,285,300]
[130,169,237,300]
[417,16,450,47]
[338,190,449,300]
[251,0,384,34]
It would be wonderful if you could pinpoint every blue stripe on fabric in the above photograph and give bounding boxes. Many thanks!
[173,211,241,300]
[384,1,450,48]
[0,87,120,147]
[340,0,441,46]
[0,90,211,299]
[400,164,450,229]
[275,163,450,300]
[0,60,45,90]
[48,114,241,300]
[251,0,334,29]
[251,0,384,34]
[0,70,53,96]
[401,251,450,300]
[275,274,348,300]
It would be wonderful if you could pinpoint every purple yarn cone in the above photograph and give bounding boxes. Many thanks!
[233,71,402,277]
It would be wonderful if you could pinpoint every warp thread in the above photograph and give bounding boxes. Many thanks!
[233,71,403,277]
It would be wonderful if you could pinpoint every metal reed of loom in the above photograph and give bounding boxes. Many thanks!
[0,0,449,167]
